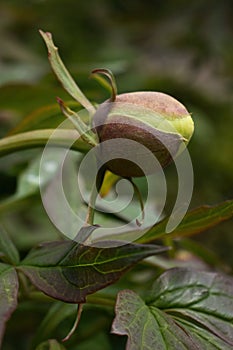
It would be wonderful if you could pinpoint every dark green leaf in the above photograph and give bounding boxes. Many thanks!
[35,339,66,350]
[137,199,233,243]
[0,227,19,264]
[112,268,233,349]
[0,263,19,347]
[19,235,168,303]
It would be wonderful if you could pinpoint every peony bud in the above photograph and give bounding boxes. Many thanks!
[93,91,194,177]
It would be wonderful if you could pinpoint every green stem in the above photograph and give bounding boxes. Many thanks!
[57,98,98,147]
[85,166,106,226]
[0,129,91,158]
[85,182,99,226]
[127,178,145,226]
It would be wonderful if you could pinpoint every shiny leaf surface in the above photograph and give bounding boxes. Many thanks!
[20,237,168,303]
[112,268,233,350]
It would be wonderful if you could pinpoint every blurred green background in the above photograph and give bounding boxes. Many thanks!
[0,1,233,349]
[0,0,233,261]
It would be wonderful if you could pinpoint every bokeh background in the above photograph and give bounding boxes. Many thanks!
[0,1,233,349]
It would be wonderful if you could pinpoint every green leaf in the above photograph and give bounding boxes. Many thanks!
[137,199,233,243]
[39,30,95,115]
[112,268,233,349]
[0,129,90,158]
[0,263,19,347]
[0,227,20,265]
[19,235,168,303]
[35,339,66,350]
[56,98,98,147]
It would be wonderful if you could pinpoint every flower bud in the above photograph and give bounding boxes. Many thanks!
[93,91,194,177]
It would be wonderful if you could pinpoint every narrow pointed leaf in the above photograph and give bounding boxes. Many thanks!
[19,236,168,303]
[39,30,95,115]
[0,264,19,347]
[137,199,233,243]
[0,227,19,265]
[112,268,233,350]
[57,98,98,146]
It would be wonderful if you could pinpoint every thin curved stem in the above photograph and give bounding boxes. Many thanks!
[62,303,84,343]
[91,68,118,102]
